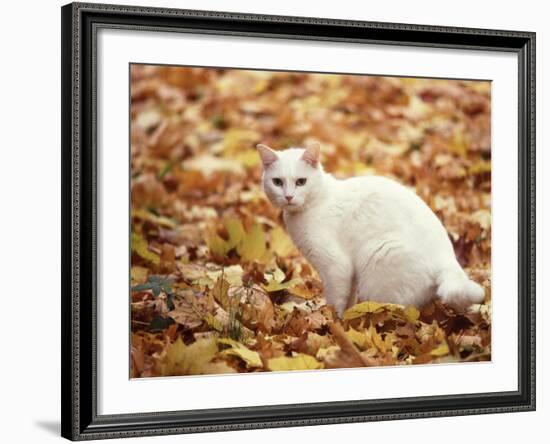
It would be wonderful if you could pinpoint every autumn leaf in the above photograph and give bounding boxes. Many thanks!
[267,353,323,371]
[167,290,209,329]
[223,128,261,155]
[224,218,246,250]
[131,232,160,265]
[404,305,420,323]
[237,223,267,262]
[345,327,371,350]
[287,283,316,299]
[203,361,237,374]
[430,341,450,357]
[206,265,244,287]
[269,226,296,257]
[132,208,176,228]
[158,336,218,376]
[131,266,148,284]
[218,338,263,368]
[344,301,391,320]
[177,263,209,283]
[262,266,303,293]
[212,277,231,311]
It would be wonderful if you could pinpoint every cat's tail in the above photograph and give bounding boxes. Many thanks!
[436,266,485,311]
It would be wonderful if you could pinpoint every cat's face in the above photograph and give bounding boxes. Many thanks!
[257,143,323,213]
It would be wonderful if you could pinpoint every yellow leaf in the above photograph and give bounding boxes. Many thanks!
[223,128,261,155]
[218,338,263,368]
[262,266,303,293]
[287,283,316,299]
[263,278,302,293]
[131,232,160,265]
[203,361,237,374]
[469,160,492,175]
[224,218,246,250]
[237,223,266,262]
[235,150,260,168]
[345,327,369,349]
[132,208,176,228]
[430,342,450,357]
[269,226,296,257]
[212,277,231,311]
[368,323,390,353]
[404,305,420,324]
[343,301,386,320]
[204,313,224,332]
[206,265,244,287]
[206,232,230,257]
[315,345,340,360]
[267,354,324,371]
[450,130,470,156]
[131,266,148,284]
[265,266,286,284]
[160,337,218,376]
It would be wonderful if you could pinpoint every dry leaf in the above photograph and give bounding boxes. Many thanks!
[267,353,323,371]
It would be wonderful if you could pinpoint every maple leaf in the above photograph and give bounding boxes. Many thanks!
[166,289,211,329]
[267,353,323,371]
[237,223,267,262]
[218,338,263,368]
[224,218,246,250]
[343,301,387,319]
[262,266,303,292]
[158,336,218,376]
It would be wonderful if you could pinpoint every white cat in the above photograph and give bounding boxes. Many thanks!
[257,142,485,317]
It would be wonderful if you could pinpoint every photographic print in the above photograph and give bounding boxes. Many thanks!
[129,65,492,378]
[62,4,535,438]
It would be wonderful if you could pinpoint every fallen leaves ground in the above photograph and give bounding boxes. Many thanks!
[130,65,491,378]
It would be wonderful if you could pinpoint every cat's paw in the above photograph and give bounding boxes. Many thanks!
[329,301,348,320]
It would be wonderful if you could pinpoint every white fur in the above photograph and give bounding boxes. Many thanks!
[258,145,485,317]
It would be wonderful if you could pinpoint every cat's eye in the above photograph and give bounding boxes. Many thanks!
[296,178,307,186]
[272,178,283,187]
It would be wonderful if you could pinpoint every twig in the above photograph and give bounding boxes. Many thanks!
[328,321,371,367]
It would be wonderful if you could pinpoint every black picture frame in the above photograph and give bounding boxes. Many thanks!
[61,2,536,440]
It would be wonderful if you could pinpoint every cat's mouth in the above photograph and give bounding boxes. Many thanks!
[282,202,301,211]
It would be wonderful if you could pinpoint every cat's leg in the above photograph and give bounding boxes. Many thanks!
[346,279,358,309]
[317,259,354,318]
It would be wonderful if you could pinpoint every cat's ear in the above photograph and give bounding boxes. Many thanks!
[301,141,321,167]
[256,144,279,168]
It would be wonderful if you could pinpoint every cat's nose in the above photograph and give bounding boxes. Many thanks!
[285,195,293,202]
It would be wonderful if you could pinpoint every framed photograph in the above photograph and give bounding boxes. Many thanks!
[61,2,536,440]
